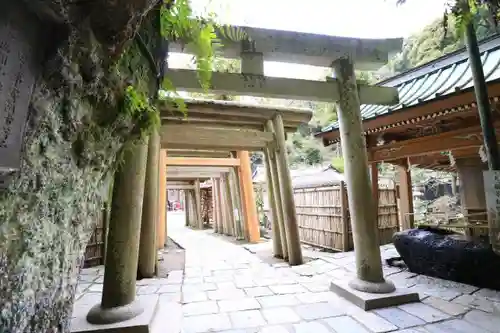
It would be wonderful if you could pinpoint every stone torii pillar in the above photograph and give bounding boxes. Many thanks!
[333,57,393,292]
[138,131,160,278]
[329,57,418,309]
[87,140,149,324]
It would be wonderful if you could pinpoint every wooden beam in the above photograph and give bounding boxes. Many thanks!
[162,115,302,133]
[369,125,500,163]
[166,184,195,190]
[166,180,193,186]
[166,157,240,167]
[408,146,485,168]
[161,124,274,150]
[167,172,224,179]
[165,69,399,105]
[166,149,232,158]
[168,166,233,174]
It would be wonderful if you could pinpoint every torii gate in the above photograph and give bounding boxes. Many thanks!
[157,25,415,308]
[158,99,313,265]
[86,25,416,332]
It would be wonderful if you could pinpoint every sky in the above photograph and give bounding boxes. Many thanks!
[169,0,449,79]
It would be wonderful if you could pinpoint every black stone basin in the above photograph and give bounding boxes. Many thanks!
[393,226,500,290]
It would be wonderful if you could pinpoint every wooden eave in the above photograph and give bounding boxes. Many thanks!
[159,98,312,132]
[159,98,313,152]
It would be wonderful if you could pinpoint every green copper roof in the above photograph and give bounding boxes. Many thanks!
[321,35,500,133]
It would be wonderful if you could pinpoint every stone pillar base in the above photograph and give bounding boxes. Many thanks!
[348,277,396,294]
[86,301,144,325]
[72,295,158,333]
[330,278,419,311]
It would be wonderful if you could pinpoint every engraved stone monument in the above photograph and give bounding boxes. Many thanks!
[0,2,42,187]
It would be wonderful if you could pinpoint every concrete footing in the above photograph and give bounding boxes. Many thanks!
[72,295,159,333]
[330,278,420,311]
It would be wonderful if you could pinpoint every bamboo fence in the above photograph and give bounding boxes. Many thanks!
[293,181,398,251]
[83,208,106,268]
[263,180,399,252]
[201,187,213,226]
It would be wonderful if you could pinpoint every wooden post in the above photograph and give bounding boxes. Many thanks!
[184,190,190,227]
[397,159,414,231]
[194,179,202,229]
[332,57,394,293]
[272,114,303,265]
[138,131,160,278]
[213,178,222,233]
[229,169,243,239]
[238,151,260,243]
[264,147,284,258]
[211,178,219,233]
[218,178,225,234]
[220,177,230,235]
[232,165,246,239]
[158,150,167,248]
[266,121,288,259]
[340,181,350,252]
[87,141,148,324]
[223,174,236,236]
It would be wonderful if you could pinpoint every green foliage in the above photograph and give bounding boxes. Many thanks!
[331,157,345,173]
[286,132,331,166]
[123,86,160,139]
[160,0,221,89]
[386,0,500,76]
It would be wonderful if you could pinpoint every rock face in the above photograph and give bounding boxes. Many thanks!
[393,227,500,290]
[0,1,158,332]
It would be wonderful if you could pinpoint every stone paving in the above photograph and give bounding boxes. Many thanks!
[73,212,500,332]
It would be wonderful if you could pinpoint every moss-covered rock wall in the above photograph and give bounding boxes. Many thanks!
[0,0,160,331]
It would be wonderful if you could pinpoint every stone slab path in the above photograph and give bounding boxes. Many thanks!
[74,212,500,332]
